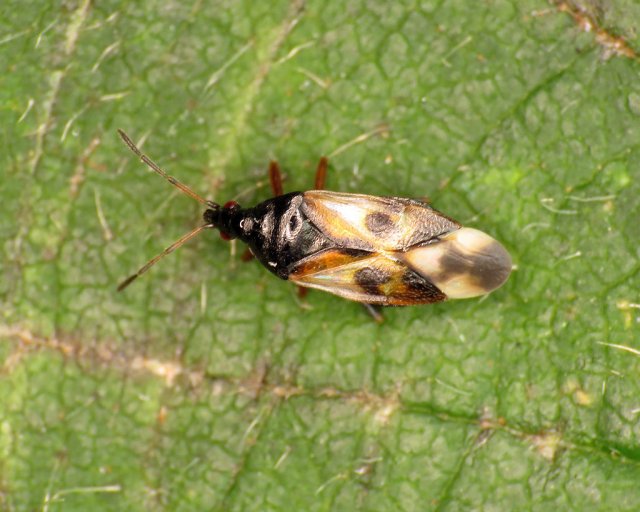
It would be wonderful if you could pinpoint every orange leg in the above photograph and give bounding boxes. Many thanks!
[314,157,328,190]
[241,248,254,262]
[268,160,284,197]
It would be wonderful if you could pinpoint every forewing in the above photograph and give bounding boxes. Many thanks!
[301,191,461,252]
[288,249,446,306]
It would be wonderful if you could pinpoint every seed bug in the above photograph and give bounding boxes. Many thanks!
[116,130,511,307]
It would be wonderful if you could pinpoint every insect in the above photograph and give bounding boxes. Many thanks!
[116,130,512,309]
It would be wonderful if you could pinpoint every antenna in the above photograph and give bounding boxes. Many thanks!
[117,129,217,208]
[116,129,218,291]
[117,223,213,291]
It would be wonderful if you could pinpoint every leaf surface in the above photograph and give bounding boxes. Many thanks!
[2,0,640,510]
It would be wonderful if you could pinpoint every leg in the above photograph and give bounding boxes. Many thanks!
[241,248,255,262]
[268,160,283,197]
[363,303,384,324]
[314,157,328,190]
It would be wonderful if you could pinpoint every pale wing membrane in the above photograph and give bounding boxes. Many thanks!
[301,191,461,252]
[288,249,445,306]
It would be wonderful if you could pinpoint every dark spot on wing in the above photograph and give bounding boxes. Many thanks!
[365,212,394,235]
[438,247,472,278]
[467,240,512,291]
[355,267,392,295]
[402,269,446,302]
[438,240,511,292]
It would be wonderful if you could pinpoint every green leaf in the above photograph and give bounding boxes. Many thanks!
[2,0,640,510]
